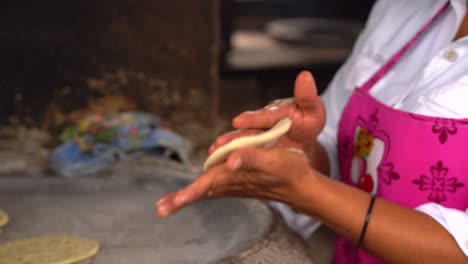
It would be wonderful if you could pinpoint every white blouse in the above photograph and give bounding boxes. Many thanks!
[271,0,468,256]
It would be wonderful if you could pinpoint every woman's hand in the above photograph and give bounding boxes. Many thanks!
[155,70,326,218]
[156,147,317,218]
[209,71,326,154]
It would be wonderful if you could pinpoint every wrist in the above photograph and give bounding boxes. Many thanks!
[305,141,330,176]
[288,169,327,216]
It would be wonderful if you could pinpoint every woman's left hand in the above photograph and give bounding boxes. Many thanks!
[156,147,316,218]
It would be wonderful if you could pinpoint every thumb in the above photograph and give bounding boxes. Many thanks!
[294,71,319,111]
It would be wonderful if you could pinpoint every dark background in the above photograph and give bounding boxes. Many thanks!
[219,0,375,119]
[0,0,376,152]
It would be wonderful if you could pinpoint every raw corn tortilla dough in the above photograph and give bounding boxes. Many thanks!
[0,235,100,264]
[204,118,292,170]
[0,209,8,228]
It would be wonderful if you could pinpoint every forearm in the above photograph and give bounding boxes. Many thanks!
[292,173,467,264]
[305,142,329,176]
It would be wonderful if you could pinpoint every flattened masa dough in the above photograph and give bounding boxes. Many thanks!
[0,235,100,264]
[204,118,292,170]
[0,209,8,228]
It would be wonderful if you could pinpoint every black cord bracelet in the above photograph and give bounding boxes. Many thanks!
[356,193,376,250]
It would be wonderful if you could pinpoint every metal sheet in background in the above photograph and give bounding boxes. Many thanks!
[266,18,362,48]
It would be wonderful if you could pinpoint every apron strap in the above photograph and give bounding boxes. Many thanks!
[359,1,450,92]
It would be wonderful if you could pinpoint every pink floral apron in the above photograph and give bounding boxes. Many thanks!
[334,2,467,263]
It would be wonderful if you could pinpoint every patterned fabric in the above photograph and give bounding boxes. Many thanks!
[50,112,191,177]
[60,112,160,153]
[334,2,467,263]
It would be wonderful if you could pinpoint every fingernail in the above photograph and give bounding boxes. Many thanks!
[231,158,242,170]
[266,105,278,111]
[208,145,215,153]
[286,147,305,155]
[207,190,213,197]
[233,116,245,126]
[158,205,169,218]
[232,118,239,125]
[302,70,312,78]
[156,198,166,206]
[175,194,187,206]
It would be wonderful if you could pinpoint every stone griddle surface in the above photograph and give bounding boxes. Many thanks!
[0,166,272,264]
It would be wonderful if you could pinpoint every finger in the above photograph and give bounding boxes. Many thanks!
[266,99,282,106]
[156,192,178,217]
[156,187,203,218]
[208,144,216,154]
[232,104,291,130]
[294,71,320,112]
[225,147,281,174]
[156,166,229,218]
[210,129,262,154]
[264,98,293,109]
[226,147,308,172]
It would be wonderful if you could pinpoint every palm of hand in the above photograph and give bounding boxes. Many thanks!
[156,146,313,218]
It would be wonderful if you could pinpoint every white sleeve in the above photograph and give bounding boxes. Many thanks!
[416,203,468,257]
[269,201,321,240]
[314,51,359,181]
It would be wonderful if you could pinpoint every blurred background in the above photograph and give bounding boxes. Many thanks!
[219,0,375,127]
[0,1,379,263]
[0,0,375,172]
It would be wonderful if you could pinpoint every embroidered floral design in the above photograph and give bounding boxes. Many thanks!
[432,119,457,144]
[354,127,375,158]
[413,161,465,203]
[366,109,380,132]
[378,162,400,185]
[339,135,354,160]
[353,127,376,192]
[351,110,395,193]
[409,114,463,145]
[358,173,374,193]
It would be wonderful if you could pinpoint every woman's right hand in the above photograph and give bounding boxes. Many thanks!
[209,71,326,160]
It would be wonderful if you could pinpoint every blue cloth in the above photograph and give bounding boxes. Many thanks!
[50,112,191,177]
